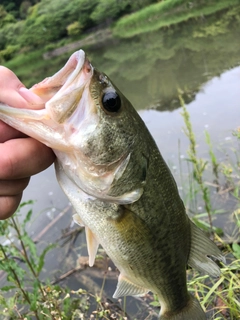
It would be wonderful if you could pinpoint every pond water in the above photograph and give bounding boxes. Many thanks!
[22,6,240,237]
[4,5,240,319]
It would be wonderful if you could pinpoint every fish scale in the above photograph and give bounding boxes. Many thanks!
[0,49,225,319]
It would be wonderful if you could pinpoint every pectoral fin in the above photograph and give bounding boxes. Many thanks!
[113,274,148,299]
[85,227,99,267]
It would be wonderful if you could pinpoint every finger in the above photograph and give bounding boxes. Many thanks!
[0,194,22,220]
[0,85,44,109]
[0,178,30,196]
[0,138,55,180]
[0,66,45,143]
[0,121,26,143]
[0,66,44,109]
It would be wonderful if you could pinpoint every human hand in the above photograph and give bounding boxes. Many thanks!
[0,66,55,219]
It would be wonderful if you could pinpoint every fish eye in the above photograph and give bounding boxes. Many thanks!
[102,91,121,113]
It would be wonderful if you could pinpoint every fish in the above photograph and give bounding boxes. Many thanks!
[0,50,225,319]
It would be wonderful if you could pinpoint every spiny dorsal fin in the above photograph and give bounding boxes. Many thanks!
[113,274,148,299]
[188,220,225,277]
[85,227,99,267]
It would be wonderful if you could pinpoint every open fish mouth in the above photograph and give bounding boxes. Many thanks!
[0,49,143,203]
[31,50,94,124]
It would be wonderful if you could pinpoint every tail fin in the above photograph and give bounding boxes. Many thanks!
[159,295,206,320]
[188,221,225,276]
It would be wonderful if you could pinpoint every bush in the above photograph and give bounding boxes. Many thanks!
[67,21,83,37]
[0,44,20,61]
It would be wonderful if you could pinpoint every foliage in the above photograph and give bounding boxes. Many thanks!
[188,260,240,319]
[67,21,83,38]
[0,45,20,61]
[1,0,239,60]
[1,20,24,46]
[0,202,128,319]
[180,94,214,232]
[176,100,240,319]
[19,0,32,19]
[0,5,15,28]
[0,0,159,59]
[0,0,40,18]
[113,0,240,38]
[90,0,130,23]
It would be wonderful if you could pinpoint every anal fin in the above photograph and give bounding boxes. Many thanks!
[188,220,225,277]
[113,274,148,299]
[85,227,99,267]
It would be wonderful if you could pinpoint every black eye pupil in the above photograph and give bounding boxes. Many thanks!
[102,91,121,112]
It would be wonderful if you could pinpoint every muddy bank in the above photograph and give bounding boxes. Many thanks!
[43,28,112,59]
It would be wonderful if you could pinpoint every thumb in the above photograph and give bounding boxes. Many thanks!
[0,66,44,110]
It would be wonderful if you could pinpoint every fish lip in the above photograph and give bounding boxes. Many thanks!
[30,50,94,124]
[31,50,87,94]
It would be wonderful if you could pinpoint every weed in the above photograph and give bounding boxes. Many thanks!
[179,93,214,233]
[0,202,129,319]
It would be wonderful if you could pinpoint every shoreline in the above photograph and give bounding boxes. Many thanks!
[43,28,112,60]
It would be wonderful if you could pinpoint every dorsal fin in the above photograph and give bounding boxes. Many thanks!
[188,220,225,276]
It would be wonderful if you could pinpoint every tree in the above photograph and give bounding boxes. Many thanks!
[90,0,130,23]
[67,21,83,38]
[19,0,31,18]
[0,5,15,28]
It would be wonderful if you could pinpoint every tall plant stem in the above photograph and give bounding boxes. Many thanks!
[11,217,46,298]
[179,94,214,233]
[0,245,41,320]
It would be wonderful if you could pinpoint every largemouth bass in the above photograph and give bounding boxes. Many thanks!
[0,50,224,319]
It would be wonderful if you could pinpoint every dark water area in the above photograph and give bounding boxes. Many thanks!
[2,5,240,319]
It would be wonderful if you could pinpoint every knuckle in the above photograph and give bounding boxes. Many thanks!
[0,178,30,196]
[16,178,30,192]
[0,153,14,179]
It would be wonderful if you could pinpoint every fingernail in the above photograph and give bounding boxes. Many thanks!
[19,87,44,104]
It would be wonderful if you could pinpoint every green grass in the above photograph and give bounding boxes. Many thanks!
[0,203,128,319]
[179,97,240,318]
[4,49,75,88]
[113,0,240,38]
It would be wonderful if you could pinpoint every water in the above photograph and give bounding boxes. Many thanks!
[5,6,240,318]
[22,7,240,237]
